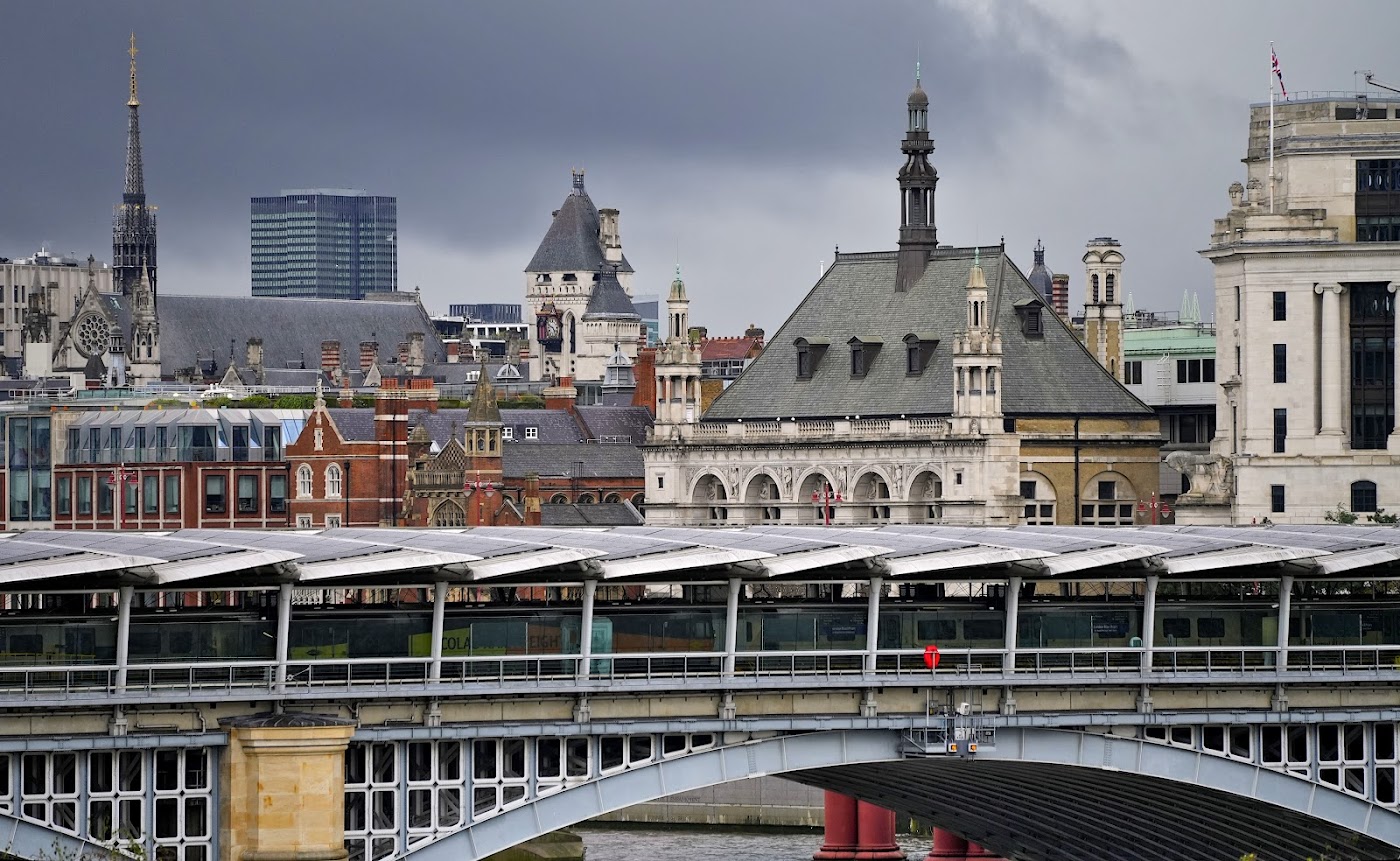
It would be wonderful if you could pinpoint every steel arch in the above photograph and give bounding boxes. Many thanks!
[0,811,129,861]
[400,727,1400,861]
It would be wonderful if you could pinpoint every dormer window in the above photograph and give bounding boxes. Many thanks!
[1014,298,1046,338]
[903,333,938,375]
[847,336,882,379]
[794,337,829,380]
[562,273,578,283]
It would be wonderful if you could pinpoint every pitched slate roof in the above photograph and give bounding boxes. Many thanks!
[503,442,643,479]
[541,501,644,526]
[524,181,634,274]
[573,406,653,444]
[704,247,1152,420]
[155,295,449,378]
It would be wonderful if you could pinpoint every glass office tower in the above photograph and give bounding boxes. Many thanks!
[251,189,397,299]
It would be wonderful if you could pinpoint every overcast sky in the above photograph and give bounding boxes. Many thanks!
[5,1,1398,335]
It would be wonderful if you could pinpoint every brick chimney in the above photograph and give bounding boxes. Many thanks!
[744,323,765,349]
[632,347,657,413]
[405,376,439,412]
[359,341,378,372]
[543,375,577,413]
[321,340,342,382]
[524,473,542,526]
[445,339,461,364]
[397,342,410,366]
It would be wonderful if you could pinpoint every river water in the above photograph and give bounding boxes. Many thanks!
[576,826,934,861]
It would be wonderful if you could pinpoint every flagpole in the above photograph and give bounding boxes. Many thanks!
[1269,41,1276,214]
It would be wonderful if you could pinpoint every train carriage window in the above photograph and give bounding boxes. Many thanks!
[8,634,41,655]
[917,619,957,641]
[962,618,1004,641]
[1196,617,1226,639]
[129,632,161,655]
[1161,618,1191,639]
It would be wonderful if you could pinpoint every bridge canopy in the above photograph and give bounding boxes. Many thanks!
[3,524,1400,587]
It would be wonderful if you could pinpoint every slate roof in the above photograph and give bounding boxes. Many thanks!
[525,183,634,274]
[541,501,644,526]
[704,247,1152,420]
[155,295,450,378]
[583,266,640,319]
[503,442,643,479]
[573,406,653,444]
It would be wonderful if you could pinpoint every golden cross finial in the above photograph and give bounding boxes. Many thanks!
[128,33,140,106]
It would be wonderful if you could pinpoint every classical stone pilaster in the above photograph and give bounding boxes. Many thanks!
[219,713,356,861]
[1315,283,1346,447]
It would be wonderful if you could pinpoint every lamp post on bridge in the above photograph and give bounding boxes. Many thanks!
[811,482,842,526]
[112,463,138,530]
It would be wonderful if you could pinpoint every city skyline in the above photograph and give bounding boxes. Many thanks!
[5,1,1400,334]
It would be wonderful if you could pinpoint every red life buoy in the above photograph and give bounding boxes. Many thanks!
[923,643,940,670]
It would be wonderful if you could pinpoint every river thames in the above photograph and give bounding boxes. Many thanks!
[577,826,934,861]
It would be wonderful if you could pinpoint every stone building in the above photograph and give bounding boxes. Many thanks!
[642,74,1161,526]
[525,171,643,389]
[1179,93,1400,524]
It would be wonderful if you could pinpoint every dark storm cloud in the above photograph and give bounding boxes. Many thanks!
[0,1,1197,334]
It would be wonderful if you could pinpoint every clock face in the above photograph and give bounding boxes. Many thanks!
[543,316,561,339]
[74,312,110,358]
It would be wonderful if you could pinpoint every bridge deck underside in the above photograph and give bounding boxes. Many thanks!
[796,759,1396,861]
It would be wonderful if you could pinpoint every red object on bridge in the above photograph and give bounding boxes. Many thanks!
[923,829,968,860]
[923,644,941,670]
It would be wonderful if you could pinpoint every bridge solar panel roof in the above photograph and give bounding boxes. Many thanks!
[0,525,1399,584]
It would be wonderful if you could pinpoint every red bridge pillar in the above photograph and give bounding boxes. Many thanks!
[854,800,906,860]
[964,842,1005,860]
[814,794,906,861]
[923,828,967,860]
[814,791,859,860]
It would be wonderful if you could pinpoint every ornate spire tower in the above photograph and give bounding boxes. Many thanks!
[895,63,938,293]
[113,34,157,300]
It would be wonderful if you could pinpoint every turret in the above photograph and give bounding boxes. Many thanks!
[895,63,939,293]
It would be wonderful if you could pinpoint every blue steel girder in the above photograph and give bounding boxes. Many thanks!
[0,811,135,861]
[398,728,1400,861]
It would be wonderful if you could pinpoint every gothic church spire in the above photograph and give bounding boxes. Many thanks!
[114,33,158,300]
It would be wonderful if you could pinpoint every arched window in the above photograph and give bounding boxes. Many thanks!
[1091,274,1100,303]
[326,463,343,499]
[604,493,621,503]
[1019,473,1057,525]
[577,494,595,504]
[1080,473,1134,525]
[432,501,465,527]
[296,465,313,498]
[550,494,569,504]
[1352,480,1379,513]
[1105,273,1116,303]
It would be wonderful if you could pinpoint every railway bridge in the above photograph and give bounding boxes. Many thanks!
[1,524,1399,860]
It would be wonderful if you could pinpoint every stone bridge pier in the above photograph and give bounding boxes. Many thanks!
[220,714,356,861]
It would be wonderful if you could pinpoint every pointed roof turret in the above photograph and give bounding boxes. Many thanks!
[114,33,157,300]
[584,263,640,320]
[525,171,634,274]
[466,360,501,424]
[1027,239,1053,305]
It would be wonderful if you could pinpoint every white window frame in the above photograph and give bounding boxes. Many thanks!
[296,514,313,528]
[326,464,343,499]
[296,464,313,498]
[524,427,539,440]
[325,514,342,528]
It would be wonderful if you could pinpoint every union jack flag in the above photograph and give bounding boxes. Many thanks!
[1272,48,1288,99]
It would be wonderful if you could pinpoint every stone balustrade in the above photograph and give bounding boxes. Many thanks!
[665,417,952,444]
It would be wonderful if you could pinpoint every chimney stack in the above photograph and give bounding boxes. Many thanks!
[632,347,657,413]
[321,340,341,372]
[407,332,425,375]
[524,473,542,526]
[359,341,379,372]
[543,375,578,413]
[445,339,461,364]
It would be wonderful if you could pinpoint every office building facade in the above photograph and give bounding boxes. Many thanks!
[251,190,397,299]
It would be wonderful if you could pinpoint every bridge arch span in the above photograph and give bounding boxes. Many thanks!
[402,728,1400,861]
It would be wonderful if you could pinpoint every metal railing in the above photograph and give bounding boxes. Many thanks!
[1,645,1397,704]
